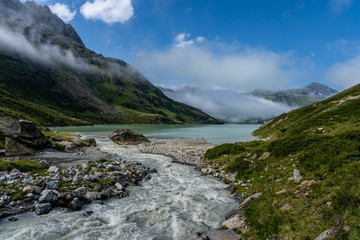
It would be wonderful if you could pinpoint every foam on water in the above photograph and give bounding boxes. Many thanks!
[0,137,237,240]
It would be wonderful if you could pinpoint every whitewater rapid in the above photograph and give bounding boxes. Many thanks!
[0,137,237,240]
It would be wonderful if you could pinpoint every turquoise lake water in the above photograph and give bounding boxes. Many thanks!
[51,124,262,145]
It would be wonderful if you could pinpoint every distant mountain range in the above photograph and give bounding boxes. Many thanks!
[0,0,219,126]
[159,82,338,123]
[249,82,338,107]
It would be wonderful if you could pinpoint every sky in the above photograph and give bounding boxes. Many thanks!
[20,0,360,92]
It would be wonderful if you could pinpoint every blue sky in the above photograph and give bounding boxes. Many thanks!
[25,0,360,91]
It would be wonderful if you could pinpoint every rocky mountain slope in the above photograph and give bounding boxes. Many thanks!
[0,0,219,126]
[202,83,360,239]
[250,82,338,107]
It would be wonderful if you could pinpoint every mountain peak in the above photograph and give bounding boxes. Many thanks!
[304,82,338,96]
[0,0,83,47]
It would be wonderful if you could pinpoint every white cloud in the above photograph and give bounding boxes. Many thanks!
[80,0,134,24]
[326,55,360,89]
[330,0,352,13]
[162,87,293,123]
[49,3,77,22]
[0,26,91,71]
[173,33,205,47]
[133,34,298,92]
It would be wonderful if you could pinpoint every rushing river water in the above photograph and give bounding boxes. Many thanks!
[0,124,260,240]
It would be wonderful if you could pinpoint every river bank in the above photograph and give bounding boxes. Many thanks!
[138,139,215,168]
[0,145,153,220]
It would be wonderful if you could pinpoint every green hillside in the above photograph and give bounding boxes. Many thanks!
[0,0,219,126]
[203,84,360,239]
[254,84,360,140]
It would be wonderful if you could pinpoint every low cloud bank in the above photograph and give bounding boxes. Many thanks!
[162,87,293,123]
[0,26,91,71]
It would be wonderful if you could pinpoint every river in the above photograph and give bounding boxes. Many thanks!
[0,124,260,240]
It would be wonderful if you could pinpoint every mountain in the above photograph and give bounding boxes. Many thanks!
[0,0,219,126]
[250,82,338,107]
[202,83,360,239]
[159,83,337,124]
[253,83,359,139]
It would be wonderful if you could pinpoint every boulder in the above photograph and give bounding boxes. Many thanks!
[222,215,247,230]
[85,192,102,201]
[39,190,54,203]
[47,180,59,190]
[48,166,60,173]
[108,128,150,145]
[115,183,125,191]
[0,117,47,146]
[5,137,33,156]
[68,197,82,210]
[315,229,333,240]
[293,169,303,183]
[35,203,52,215]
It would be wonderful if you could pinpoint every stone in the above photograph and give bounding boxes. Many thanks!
[226,192,262,219]
[35,203,52,215]
[10,168,22,176]
[203,230,240,240]
[39,190,54,203]
[75,187,87,194]
[69,197,82,210]
[85,192,102,201]
[89,175,100,181]
[48,166,60,173]
[115,183,125,191]
[280,204,292,211]
[108,128,150,145]
[23,185,33,193]
[1,195,11,204]
[82,210,94,217]
[0,174,6,183]
[222,215,247,231]
[293,169,303,183]
[224,173,236,184]
[0,118,47,146]
[298,180,317,188]
[315,229,333,240]
[87,138,97,147]
[32,186,43,194]
[5,137,33,156]
[276,189,288,195]
[259,152,271,160]
[47,180,59,190]
[8,217,18,222]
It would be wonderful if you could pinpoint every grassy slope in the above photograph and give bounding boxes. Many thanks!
[203,84,360,239]
[253,84,360,140]
[0,51,218,125]
[0,88,90,126]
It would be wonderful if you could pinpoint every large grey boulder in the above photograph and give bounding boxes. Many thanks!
[108,128,150,145]
[5,137,33,156]
[0,117,47,146]
[39,190,54,203]
[35,203,52,215]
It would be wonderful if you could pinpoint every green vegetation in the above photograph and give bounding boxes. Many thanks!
[254,84,360,140]
[0,159,47,172]
[204,84,360,239]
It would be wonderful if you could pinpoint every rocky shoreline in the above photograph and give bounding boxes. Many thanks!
[0,145,157,221]
[138,138,215,168]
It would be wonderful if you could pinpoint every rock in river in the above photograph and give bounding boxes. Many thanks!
[108,128,150,145]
